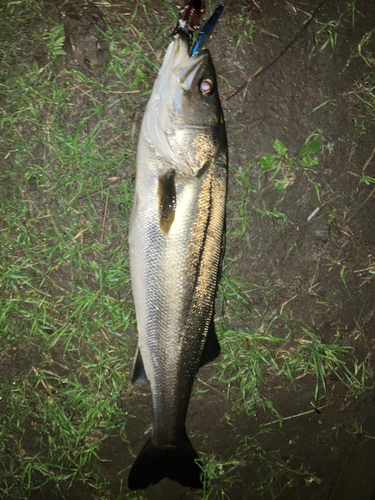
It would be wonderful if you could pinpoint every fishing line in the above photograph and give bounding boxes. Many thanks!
[224,0,327,101]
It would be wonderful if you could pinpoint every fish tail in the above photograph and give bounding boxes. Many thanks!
[128,436,203,490]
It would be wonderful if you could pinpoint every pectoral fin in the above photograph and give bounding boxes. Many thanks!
[158,169,176,234]
[131,347,149,385]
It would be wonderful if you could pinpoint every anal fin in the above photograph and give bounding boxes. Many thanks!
[199,223,225,369]
[200,316,221,367]
[131,347,149,385]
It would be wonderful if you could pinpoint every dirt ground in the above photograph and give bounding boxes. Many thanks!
[1,0,375,499]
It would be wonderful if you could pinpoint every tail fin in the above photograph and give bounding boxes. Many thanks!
[128,436,203,490]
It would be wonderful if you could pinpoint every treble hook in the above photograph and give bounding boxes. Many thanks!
[173,1,224,56]
[175,0,206,35]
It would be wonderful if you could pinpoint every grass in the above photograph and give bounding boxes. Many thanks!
[1,1,375,499]
[214,303,370,418]
[0,1,148,497]
[199,433,318,500]
[346,69,375,135]
[226,5,278,58]
[196,428,325,500]
[297,2,364,58]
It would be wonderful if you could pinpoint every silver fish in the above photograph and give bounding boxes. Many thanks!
[128,31,227,490]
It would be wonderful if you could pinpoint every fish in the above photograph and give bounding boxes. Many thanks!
[128,27,227,491]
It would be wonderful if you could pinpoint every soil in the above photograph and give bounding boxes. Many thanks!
[2,0,375,499]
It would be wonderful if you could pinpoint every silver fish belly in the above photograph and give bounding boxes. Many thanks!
[128,32,227,490]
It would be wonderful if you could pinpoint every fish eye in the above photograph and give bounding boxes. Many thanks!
[199,79,214,95]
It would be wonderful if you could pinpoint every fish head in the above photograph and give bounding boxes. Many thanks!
[143,33,226,176]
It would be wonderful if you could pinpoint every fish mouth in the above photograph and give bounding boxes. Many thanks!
[159,33,208,93]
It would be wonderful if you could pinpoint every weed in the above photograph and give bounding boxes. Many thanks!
[298,2,373,59]
[201,454,242,499]
[297,8,343,57]
[354,119,367,135]
[260,135,322,186]
[227,134,322,242]
[343,32,375,135]
[312,17,342,55]
[357,30,375,67]
[308,97,337,115]
[214,310,290,421]
[350,172,375,186]
[285,327,365,400]
[198,432,321,500]
[346,75,375,134]
[43,25,66,61]
[228,7,278,57]
[214,291,370,420]
[227,134,323,244]
[0,0,43,22]
[304,172,322,203]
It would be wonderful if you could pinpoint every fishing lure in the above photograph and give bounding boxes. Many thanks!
[173,0,224,56]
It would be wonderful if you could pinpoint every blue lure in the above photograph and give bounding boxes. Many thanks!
[191,4,224,56]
